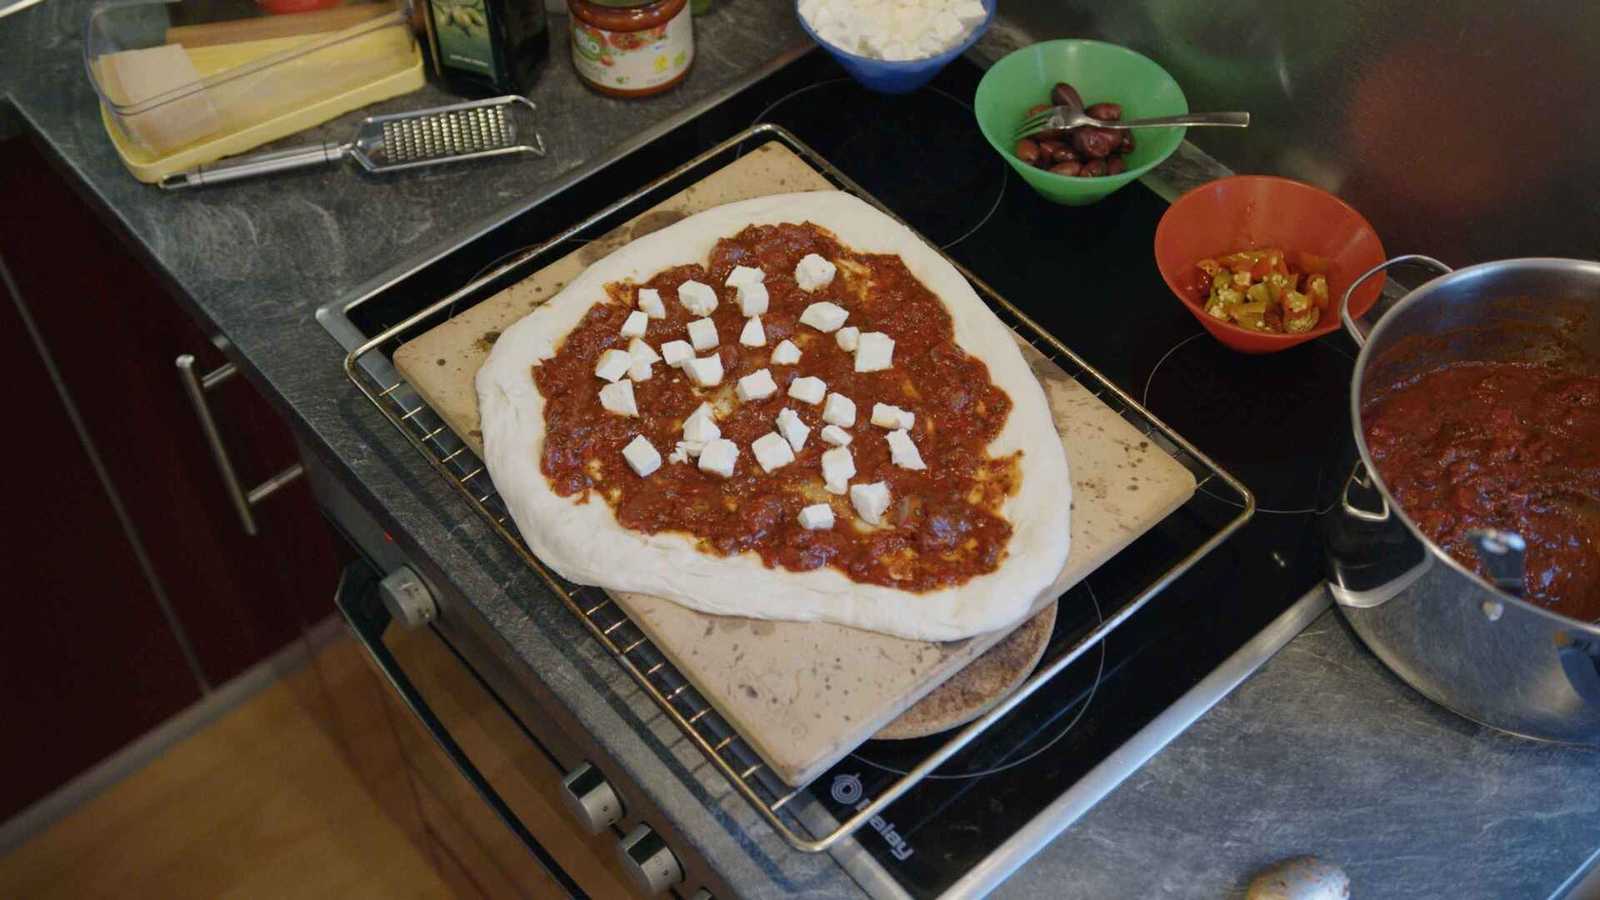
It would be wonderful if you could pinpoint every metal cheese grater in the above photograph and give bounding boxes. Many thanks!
[160,96,545,190]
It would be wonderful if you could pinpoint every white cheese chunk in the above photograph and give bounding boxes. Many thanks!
[594,348,632,383]
[752,432,796,473]
[788,376,827,405]
[619,310,648,339]
[697,438,739,478]
[627,338,660,364]
[871,403,915,430]
[855,331,895,372]
[770,339,802,366]
[736,281,769,317]
[684,354,724,387]
[636,288,666,319]
[798,503,835,530]
[776,407,810,452]
[736,368,779,402]
[668,443,691,465]
[725,265,766,288]
[739,316,767,347]
[835,326,860,351]
[627,358,653,382]
[682,407,721,444]
[850,481,891,525]
[799,301,849,333]
[661,340,694,368]
[687,317,719,352]
[887,428,926,470]
[820,424,852,446]
[822,392,856,427]
[794,253,837,292]
[622,435,661,477]
[821,446,855,495]
[599,380,638,417]
[677,280,718,316]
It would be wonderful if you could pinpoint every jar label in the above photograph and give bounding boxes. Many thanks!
[431,0,495,77]
[571,5,693,92]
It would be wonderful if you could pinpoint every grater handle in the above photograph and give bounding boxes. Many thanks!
[159,142,348,190]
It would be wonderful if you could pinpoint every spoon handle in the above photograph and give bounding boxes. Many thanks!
[1103,111,1250,129]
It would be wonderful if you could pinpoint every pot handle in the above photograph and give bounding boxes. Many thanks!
[1340,254,1454,347]
[1341,461,1391,523]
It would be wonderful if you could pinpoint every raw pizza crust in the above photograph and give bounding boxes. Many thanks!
[476,191,1071,641]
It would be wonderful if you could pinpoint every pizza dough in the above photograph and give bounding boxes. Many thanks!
[476,191,1071,641]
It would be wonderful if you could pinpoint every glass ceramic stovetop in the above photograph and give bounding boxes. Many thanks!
[341,50,1351,900]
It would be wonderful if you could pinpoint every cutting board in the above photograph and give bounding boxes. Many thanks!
[393,143,1195,785]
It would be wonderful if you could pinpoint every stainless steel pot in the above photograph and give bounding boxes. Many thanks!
[1324,254,1600,744]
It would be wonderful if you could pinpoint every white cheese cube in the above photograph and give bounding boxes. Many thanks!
[799,301,849,333]
[690,400,715,421]
[788,376,827,405]
[683,408,721,444]
[822,392,856,427]
[850,481,891,525]
[871,403,915,430]
[622,435,661,477]
[637,288,666,319]
[820,424,852,446]
[739,316,766,347]
[595,348,632,382]
[685,354,724,387]
[835,326,860,351]
[887,428,926,470]
[736,281,769,317]
[620,310,648,339]
[599,380,638,417]
[798,503,835,530]
[770,339,802,366]
[661,340,694,368]
[628,338,660,364]
[627,358,653,382]
[668,443,691,465]
[687,317,719,352]
[752,432,796,473]
[697,438,738,478]
[794,253,837,292]
[776,407,810,452]
[855,331,895,372]
[821,447,855,495]
[736,368,779,402]
[677,280,718,316]
[726,265,766,288]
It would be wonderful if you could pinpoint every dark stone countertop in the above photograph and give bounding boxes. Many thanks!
[5,4,1600,898]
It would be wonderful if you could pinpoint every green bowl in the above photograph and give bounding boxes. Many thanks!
[975,40,1189,206]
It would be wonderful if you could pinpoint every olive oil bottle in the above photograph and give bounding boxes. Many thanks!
[422,0,549,96]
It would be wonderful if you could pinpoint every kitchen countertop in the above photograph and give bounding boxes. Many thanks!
[4,4,1599,897]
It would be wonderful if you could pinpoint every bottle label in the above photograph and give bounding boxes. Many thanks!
[431,0,495,77]
[571,5,693,92]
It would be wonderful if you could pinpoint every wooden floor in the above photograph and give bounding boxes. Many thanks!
[0,636,456,900]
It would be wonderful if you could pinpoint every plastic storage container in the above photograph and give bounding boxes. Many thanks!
[85,0,425,183]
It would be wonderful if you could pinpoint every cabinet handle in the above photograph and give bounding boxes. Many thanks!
[175,354,303,537]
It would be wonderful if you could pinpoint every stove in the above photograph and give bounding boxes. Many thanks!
[321,50,1349,899]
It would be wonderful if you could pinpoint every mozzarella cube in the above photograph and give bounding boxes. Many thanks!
[770,339,802,366]
[628,338,660,364]
[821,446,855,495]
[697,438,739,478]
[850,481,891,525]
[788,376,827,405]
[776,407,810,452]
[752,432,796,473]
[661,340,694,368]
[871,403,915,430]
[798,503,835,530]
[736,368,779,402]
[620,310,648,339]
[677,280,718,316]
[739,316,766,347]
[820,424,852,446]
[683,408,721,444]
[736,281,770,317]
[726,265,766,288]
[627,358,653,382]
[637,288,666,319]
[835,326,860,351]
[685,354,724,387]
[794,253,837,291]
[599,380,638,417]
[887,428,926,470]
[594,348,632,382]
[822,392,856,427]
[799,301,849,333]
[855,331,895,372]
[622,435,661,477]
[687,317,719,352]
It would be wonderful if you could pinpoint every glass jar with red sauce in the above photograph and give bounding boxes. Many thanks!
[567,0,693,97]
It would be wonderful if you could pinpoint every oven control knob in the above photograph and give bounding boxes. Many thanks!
[378,566,436,628]
[559,762,623,834]
[617,824,683,895]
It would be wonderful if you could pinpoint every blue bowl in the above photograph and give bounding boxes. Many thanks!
[796,0,996,94]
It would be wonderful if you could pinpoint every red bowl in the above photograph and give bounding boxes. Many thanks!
[1154,175,1386,353]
